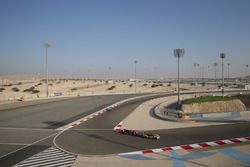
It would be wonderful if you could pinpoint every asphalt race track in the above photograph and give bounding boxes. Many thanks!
[0,94,151,166]
[0,92,250,166]
[55,99,250,155]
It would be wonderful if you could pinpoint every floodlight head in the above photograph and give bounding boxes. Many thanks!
[134,60,138,64]
[220,53,226,59]
[246,64,249,68]
[213,62,218,66]
[227,63,230,66]
[174,48,184,58]
[43,43,51,48]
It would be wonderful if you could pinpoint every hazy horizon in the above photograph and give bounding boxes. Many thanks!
[0,0,250,79]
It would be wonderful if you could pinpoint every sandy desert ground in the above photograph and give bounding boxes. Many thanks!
[0,78,220,103]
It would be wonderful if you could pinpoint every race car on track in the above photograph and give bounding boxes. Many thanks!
[141,132,160,140]
[118,129,160,140]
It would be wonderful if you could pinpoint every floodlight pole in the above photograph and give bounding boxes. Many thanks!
[44,43,51,97]
[134,60,138,93]
[220,53,226,98]
[174,49,184,106]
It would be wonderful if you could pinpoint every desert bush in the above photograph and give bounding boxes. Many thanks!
[48,83,53,86]
[143,84,148,86]
[129,84,133,87]
[151,84,158,88]
[71,88,77,91]
[107,86,116,90]
[37,83,42,86]
[32,89,40,94]
[12,87,20,92]
[0,88,5,92]
[4,83,12,87]
[17,82,22,85]
[23,87,35,92]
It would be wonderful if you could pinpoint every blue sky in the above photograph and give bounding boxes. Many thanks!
[0,0,250,79]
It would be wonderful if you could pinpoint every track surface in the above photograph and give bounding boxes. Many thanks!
[55,98,250,155]
[0,92,249,166]
[0,94,149,167]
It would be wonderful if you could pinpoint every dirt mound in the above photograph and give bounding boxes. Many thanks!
[181,99,246,114]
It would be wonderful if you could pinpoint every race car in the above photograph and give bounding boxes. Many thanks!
[141,132,160,140]
[118,129,160,140]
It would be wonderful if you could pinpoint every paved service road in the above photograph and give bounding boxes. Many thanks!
[55,95,250,155]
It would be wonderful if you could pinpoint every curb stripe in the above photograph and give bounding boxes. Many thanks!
[56,93,165,131]
[118,137,250,156]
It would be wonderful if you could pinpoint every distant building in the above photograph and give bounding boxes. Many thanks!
[238,84,250,90]
[245,85,250,90]
[128,78,142,82]
[106,80,114,84]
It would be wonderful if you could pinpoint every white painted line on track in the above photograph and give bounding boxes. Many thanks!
[0,132,58,159]
[118,137,250,156]
[0,127,57,131]
[71,128,113,131]
[14,146,76,167]
[0,142,29,146]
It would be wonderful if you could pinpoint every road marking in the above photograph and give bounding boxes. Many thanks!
[0,142,29,146]
[71,128,113,131]
[0,127,57,131]
[218,148,250,165]
[14,146,76,167]
[0,132,58,160]
[170,150,185,167]
[56,93,168,131]
[118,137,250,155]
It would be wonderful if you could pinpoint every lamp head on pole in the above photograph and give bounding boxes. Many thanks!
[43,43,51,49]
[220,53,226,59]
[134,60,138,64]
[174,48,184,58]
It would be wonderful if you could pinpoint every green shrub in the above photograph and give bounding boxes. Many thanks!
[182,96,234,104]
[12,87,20,92]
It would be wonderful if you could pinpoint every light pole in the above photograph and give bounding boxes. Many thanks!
[174,48,184,105]
[43,43,51,97]
[213,62,218,85]
[134,60,138,93]
[193,63,198,85]
[227,63,230,83]
[220,53,226,98]
[246,64,249,77]
[108,66,112,80]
